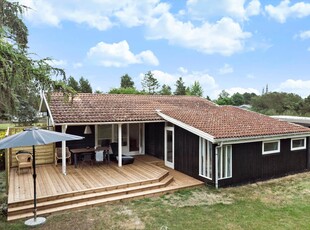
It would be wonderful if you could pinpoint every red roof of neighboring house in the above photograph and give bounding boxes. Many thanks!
[48,93,310,140]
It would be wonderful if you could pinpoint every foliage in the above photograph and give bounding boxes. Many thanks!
[216,90,232,105]
[0,0,73,120]
[189,81,203,97]
[159,84,172,95]
[67,76,80,92]
[251,92,303,115]
[109,87,144,94]
[141,71,159,94]
[231,92,244,106]
[174,77,186,95]
[120,74,135,88]
[79,77,92,93]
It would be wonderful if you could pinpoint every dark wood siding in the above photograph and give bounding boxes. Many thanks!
[55,125,95,149]
[219,138,308,187]
[174,126,200,180]
[145,123,164,160]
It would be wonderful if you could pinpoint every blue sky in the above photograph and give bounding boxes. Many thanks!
[19,0,310,99]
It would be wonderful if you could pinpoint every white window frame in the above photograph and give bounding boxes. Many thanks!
[218,145,232,180]
[199,138,213,180]
[262,140,280,155]
[291,138,307,151]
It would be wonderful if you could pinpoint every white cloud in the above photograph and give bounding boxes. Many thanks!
[139,69,219,98]
[73,62,83,69]
[186,0,261,21]
[19,0,169,30]
[147,14,251,56]
[279,79,310,97]
[219,64,234,75]
[46,59,67,67]
[265,0,310,23]
[87,40,159,67]
[178,67,188,74]
[297,30,310,40]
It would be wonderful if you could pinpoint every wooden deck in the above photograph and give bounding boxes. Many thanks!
[7,155,203,221]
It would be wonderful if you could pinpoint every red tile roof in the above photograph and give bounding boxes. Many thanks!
[49,93,216,123]
[48,93,310,140]
[160,106,310,139]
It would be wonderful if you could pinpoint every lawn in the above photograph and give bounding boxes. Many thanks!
[0,171,310,229]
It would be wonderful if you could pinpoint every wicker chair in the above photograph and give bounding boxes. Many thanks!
[16,153,33,174]
[55,147,72,166]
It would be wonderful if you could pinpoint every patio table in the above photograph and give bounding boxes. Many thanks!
[70,148,95,168]
[70,147,110,168]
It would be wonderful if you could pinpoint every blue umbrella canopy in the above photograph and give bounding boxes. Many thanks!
[0,127,84,149]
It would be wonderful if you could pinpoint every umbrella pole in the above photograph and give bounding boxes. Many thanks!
[25,145,46,226]
[32,145,37,220]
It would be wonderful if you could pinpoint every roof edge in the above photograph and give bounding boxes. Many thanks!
[157,111,215,143]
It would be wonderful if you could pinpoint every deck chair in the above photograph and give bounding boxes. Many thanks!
[16,152,33,174]
[55,147,72,166]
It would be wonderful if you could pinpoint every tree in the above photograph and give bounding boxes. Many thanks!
[120,74,135,88]
[189,81,203,97]
[159,84,172,95]
[141,71,159,94]
[94,90,103,94]
[216,90,232,105]
[300,95,310,116]
[243,92,257,104]
[174,77,186,95]
[0,0,72,120]
[109,87,143,94]
[67,76,80,92]
[79,77,92,93]
[231,93,244,106]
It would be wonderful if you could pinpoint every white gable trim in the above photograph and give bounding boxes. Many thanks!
[41,93,55,126]
[157,111,215,143]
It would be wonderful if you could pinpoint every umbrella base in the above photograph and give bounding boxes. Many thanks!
[25,217,46,226]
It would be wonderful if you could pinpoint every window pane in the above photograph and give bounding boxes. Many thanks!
[264,142,278,152]
[292,139,305,148]
[222,148,226,178]
[218,150,221,179]
[226,146,231,178]
[208,142,213,179]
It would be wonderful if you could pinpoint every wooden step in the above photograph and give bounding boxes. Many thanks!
[8,175,175,221]
[8,169,169,209]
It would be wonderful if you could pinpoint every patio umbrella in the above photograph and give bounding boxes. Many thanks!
[0,127,84,226]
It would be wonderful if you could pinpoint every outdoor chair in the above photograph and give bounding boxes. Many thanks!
[55,147,71,166]
[110,142,134,165]
[16,152,33,175]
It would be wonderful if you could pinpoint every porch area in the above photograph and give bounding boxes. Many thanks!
[7,155,203,221]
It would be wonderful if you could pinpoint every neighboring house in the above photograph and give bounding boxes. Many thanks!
[41,93,310,188]
[272,115,310,128]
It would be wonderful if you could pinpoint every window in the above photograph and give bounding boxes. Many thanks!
[262,140,280,155]
[218,145,232,180]
[291,138,306,151]
[199,138,213,180]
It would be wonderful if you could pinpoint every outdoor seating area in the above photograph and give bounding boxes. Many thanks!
[7,155,204,221]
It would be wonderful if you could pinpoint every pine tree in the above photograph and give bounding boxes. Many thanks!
[174,77,186,95]
[141,71,159,94]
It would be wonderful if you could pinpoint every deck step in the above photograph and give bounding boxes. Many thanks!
[7,178,203,222]
[8,169,169,209]
[8,175,174,216]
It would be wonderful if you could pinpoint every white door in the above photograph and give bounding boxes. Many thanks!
[165,127,174,168]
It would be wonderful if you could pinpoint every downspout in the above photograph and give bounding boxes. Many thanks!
[215,142,223,189]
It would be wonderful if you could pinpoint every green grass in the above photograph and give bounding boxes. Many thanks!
[0,123,14,130]
[1,171,310,229]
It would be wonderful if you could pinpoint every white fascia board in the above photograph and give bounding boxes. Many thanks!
[157,111,215,143]
[54,120,166,126]
[42,93,55,126]
[271,115,310,125]
[215,133,310,145]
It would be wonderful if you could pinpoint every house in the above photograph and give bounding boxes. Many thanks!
[41,92,310,188]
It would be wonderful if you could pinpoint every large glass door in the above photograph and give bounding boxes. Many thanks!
[165,127,174,168]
